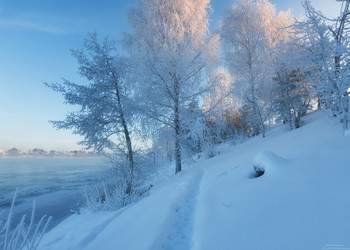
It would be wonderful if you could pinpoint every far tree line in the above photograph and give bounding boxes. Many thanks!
[1,147,97,157]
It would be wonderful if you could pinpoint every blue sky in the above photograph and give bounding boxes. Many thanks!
[0,0,341,151]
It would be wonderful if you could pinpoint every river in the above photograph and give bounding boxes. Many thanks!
[0,157,107,230]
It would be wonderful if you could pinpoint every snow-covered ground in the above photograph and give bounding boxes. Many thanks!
[39,111,350,250]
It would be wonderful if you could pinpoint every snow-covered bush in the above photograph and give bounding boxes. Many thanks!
[0,189,51,250]
[81,178,151,212]
[253,164,265,178]
[81,157,154,211]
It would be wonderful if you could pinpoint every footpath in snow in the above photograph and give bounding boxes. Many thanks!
[39,111,350,250]
[39,169,204,250]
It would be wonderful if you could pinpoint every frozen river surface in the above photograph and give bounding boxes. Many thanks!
[0,157,106,229]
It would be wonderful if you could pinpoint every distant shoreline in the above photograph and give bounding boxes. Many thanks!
[0,148,98,158]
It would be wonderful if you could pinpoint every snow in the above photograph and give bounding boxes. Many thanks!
[38,111,350,250]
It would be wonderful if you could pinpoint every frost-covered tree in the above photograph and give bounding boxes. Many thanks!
[291,0,350,132]
[45,33,136,193]
[221,0,293,137]
[271,20,312,130]
[202,68,242,142]
[124,0,219,173]
[203,68,235,122]
[272,67,311,129]
[7,147,21,157]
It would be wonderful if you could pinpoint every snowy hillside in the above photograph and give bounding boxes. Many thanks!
[38,111,350,250]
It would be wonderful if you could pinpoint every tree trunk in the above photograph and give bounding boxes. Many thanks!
[262,123,266,138]
[288,110,293,130]
[122,117,134,194]
[114,77,134,194]
[252,103,259,136]
[175,121,181,174]
[174,79,182,174]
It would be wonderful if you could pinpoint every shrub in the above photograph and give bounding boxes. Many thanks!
[0,189,51,250]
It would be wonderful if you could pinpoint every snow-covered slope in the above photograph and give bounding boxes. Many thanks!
[39,111,350,250]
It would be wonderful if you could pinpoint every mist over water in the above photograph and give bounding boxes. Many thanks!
[0,157,107,229]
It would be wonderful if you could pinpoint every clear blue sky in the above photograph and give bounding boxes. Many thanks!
[0,0,341,151]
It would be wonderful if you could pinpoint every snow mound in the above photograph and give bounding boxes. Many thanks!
[253,151,287,176]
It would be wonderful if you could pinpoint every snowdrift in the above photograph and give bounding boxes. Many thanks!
[252,151,287,177]
[39,111,350,250]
